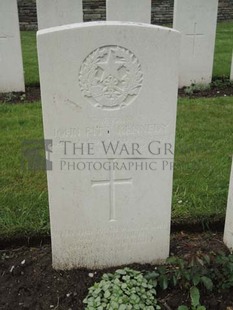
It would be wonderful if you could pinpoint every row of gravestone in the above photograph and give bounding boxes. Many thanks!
[1,0,233,270]
[1,0,233,94]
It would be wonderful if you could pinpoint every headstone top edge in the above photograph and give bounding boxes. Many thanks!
[37,21,180,37]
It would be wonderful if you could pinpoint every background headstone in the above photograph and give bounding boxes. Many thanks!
[173,0,218,87]
[37,22,180,269]
[37,0,83,30]
[106,0,151,23]
[230,52,233,81]
[224,158,233,250]
[0,0,25,93]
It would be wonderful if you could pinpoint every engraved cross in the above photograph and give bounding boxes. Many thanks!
[91,168,132,222]
[186,23,204,55]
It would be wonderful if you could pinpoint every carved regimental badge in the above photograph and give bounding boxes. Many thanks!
[79,46,143,110]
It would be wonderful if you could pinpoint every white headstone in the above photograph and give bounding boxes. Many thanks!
[173,0,218,87]
[37,22,180,269]
[224,158,233,250]
[107,0,151,23]
[36,0,83,30]
[0,0,25,93]
[230,52,233,81]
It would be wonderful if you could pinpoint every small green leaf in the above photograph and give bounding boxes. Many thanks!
[172,275,178,287]
[203,255,210,265]
[104,290,111,298]
[178,306,189,310]
[190,286,200,308]
[160,276,168,290]
[201,276,213,291]
[192,274,201,286]
[144,271,159,280]
[116,269,126,275]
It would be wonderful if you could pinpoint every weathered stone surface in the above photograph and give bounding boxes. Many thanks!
[0,0,25,93]
[107,0,151,23]
[37,22,180,269]
[224,158,233,250]
[173,0,218,87]
[36,0,83,30]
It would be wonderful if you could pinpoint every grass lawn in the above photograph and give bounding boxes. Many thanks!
[0,103,48,238]
[1,21,232,239]
[20,21,233,86]
[213,22,233,78]
[21,31,39,86]
[0,97,232,239]
[173,97,233,224]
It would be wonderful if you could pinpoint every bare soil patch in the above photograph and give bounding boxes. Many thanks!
[1,232,233,310]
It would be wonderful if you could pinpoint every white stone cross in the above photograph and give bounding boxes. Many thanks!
[186,22,204,55]
[92,168,132,222]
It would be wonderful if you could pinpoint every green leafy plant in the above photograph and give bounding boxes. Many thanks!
[2,92,18,103]
[178,286,206,310]
[145,253,213,292]
[212,251,233,289]
[83,268,161,310]
[184,83,211,95]
[145,251,233,310]
[211,77,233,89]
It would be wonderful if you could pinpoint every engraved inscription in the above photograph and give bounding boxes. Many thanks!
[186,22,204,55]
[91,166,132,221]
[79,45,143,110]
